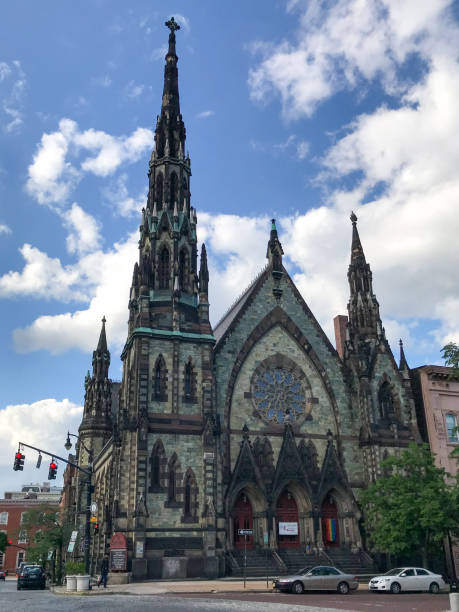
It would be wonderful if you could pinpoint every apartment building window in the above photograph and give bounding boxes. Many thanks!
[0,551,4,568]
[0,512,7,525]
[18,530,27,544]
[446,413,459,443]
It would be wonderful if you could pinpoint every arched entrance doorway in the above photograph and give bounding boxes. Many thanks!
[233,492,254,549]
[276,489,300,548]
[321,494,339,547]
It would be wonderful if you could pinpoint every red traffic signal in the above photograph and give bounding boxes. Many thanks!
[13,452,25,471]
[48,461,58,480]
[94,523,99,534]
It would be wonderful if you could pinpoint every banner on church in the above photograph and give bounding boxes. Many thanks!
[279,522,298,535]
[325,518,337,542]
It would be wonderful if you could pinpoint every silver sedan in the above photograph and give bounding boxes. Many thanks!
[273,565,359,594]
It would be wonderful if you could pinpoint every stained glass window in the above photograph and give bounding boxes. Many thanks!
[252,368,306,423]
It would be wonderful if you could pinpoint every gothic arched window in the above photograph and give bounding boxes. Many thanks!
[153,355,167,402]
[167,454,179,503]
[183,358,196,403]
[181,177,188,211]
[158,246,170,289]
[149,439,165,492]
[378,381,394,420]
[179,249,189,291]
[182,468,197,522]
[156,173,163,210]
[170,172,178,209]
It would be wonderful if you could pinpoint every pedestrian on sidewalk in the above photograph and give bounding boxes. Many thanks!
[99,555,109,588]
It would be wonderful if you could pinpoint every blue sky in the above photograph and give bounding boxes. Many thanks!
[1,0,459,493]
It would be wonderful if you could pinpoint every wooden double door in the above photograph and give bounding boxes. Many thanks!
[233,493,254,549]
[276,489,300,548]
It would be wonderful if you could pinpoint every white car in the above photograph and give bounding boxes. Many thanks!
[369,567,446,594]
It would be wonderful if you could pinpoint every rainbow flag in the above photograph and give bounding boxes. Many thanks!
[325,519,337,542]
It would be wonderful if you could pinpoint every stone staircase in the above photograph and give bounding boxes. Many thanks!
[231,549,280,577]
[277,549,323,574]
[324,548,376,575]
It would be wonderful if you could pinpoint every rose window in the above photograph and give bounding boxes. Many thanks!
[252,368,306,423]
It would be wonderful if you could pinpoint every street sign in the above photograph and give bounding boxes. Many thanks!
[70,530,78,542]
[238,529,253,536]
[67,541,75,553]
[90,502,98,514]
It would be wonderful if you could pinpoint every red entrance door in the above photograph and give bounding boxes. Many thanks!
[233,493,254,549]
[276,489,300,548]
[321,495,339,547]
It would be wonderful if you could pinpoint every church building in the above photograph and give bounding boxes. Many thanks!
[69,18,421,580]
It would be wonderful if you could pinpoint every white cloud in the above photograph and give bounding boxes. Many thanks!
[76,125,153,177]
[26,119,154,206]
[174,14,190,33]
[26,118,80,206]
[0,398,83,494]
[103,173,147,217]
[92,75,112,87]
[248,0,456,119]
[0,60,27,133]
[62,203,102,255]
[0,223,11,234]
[125,80,144,99]
[196,110,214,119]
[0,243,90,302]
[13,232,138,354]
[151,46,167,61]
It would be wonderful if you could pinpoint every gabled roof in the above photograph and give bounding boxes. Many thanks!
[213,264,269,344]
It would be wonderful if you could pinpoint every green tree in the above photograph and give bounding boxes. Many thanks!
[441,342,459,459]
[441,342,459,377]
[20,505,72,585]
[0,531,8,553]
[360,443,459,567]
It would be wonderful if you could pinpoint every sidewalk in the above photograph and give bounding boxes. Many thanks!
[52,578,369,596]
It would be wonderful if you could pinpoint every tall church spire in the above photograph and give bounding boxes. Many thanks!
[126,19,210,338]
[347,212,382,345]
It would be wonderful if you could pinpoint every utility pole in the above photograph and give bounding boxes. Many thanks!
[14,440,93,575]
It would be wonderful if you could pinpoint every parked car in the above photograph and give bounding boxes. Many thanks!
[369,567,447,594]
[273,565,359,594]
[16,561,28,576]
[17,565,46,590]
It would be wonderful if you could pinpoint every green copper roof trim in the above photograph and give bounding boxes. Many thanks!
[121,327,215,357]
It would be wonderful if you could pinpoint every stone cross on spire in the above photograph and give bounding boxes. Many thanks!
[165,16,180,33]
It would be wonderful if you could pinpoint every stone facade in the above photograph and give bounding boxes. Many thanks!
[68,20,422,579]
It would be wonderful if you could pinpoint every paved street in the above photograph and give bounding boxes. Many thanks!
[0,577,452,612]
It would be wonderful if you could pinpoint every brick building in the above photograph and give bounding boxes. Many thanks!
[412,365,459,580]
[0,484,61,572]
[66,19,422,580]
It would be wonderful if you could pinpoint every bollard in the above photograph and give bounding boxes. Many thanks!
[450,592,459,612]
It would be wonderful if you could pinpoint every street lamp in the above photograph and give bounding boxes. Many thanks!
[64,431,93,576]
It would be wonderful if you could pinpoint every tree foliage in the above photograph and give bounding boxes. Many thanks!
[441,342,459,377]
[360,443,459,567]
[0,531,8,553]
[20,505,72,584]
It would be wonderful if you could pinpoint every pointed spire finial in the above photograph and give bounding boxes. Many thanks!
[97,316,108,352]
[350,210,365,264]
[399,338,409,371]
[199,243,209,295]
[165,16,180,34]
[350,210,357,224]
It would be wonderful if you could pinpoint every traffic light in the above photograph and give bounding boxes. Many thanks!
[48,460,57,480]
[93,523,99,534]
[13,451,25,471]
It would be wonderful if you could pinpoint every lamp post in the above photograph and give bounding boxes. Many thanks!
[65,432,93,576]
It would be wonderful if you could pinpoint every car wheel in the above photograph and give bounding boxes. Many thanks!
[390,582,401,594]
[292,581,304,594]
[429,582,440,594]
[337,581,349,594]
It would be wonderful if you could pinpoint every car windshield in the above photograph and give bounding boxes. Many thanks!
[298,567,310,575]
[384,568,405,576]
[25,568,42,576]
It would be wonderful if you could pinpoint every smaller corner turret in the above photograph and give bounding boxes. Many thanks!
[266,218,284,301]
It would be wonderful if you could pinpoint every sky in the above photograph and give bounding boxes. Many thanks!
[1,0,459,494]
